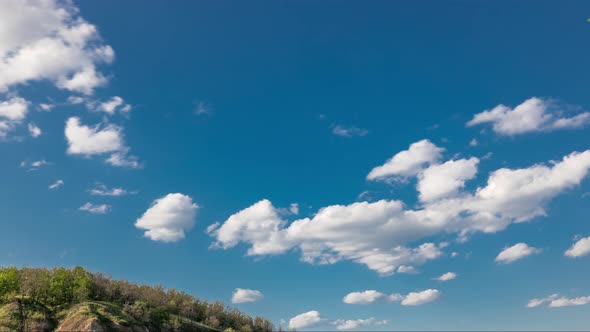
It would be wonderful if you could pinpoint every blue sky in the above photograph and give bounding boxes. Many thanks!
[1,0,590,330]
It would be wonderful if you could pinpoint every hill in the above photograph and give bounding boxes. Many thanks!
[0,267,273,332]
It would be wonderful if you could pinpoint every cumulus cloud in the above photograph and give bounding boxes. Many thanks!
[495,243,542,264]
[434,272,457,281]
[367,139,443,181]
[28,123,42,137]
[564,236,590,258]
[135,193,198,242]
[0,0,114,94]
[417,157,479,202]
[231,288,264,304]
[79,202,110,214]
[210,140,590,275]
[467,97,590,135]
[65,117,122,154]
[343,289,440,306]
[401,289,441,306]
[528,294,590,308]
[48,179,64,190]
[65,117,139,168]
[343,290,384,304]
[288,311,321,330]
[332,125,369,137]
[0,97,29,137]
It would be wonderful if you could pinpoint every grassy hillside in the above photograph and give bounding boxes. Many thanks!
[0,267,272,332]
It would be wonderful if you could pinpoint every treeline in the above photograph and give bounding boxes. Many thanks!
[0,266,274,332]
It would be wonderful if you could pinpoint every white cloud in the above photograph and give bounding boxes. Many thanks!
[434,272,457,281]
[469,138,478,147]
[28,123,42,138]
[417,157,479,202]
[210,144,590,275]
[97,96,131,115]
[332,125,369,137]
[48,179,63,190]
[0,97,29,137]
[0,0,114,94]
[528,294,590,308]
[67,96,85,104]
[288,311,321,330]
[89,183,133,196]
[79,202,110,214]
[343,289,440,306]
[397,265,419,274]
[467,97,590,135]
[135,193,198,242]
[65,117,139,167]
[343,290,384,304]
[367,139,444,181]
[39,103,54,112]
[549,296,590,307]
[231,288,264,304]
[289,203,299,215]
[65,117,123,155]
[20,160,49,170]
[495,243,542,264]
[332,318,386,330]
[401,289,441,306]
[105,149,141,168]
[0,97,28,120]
[564,236,590,258]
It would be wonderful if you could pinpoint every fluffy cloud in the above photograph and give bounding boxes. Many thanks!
[65,117,139,168]
[401,289,441,306]
[367,139,443,180]
[342,290,384,304]
[79,202,110,214]
[231,288,264,304]
[288,311,321,330]
[343,289,440,306]
[135,193,198,242]
[48,179,63,190]
[467,97,590,135]
[332,318,387,330]
[434,272,457,281]
[210,140,590,275]
[97,96,131,115]
[0,97,29,137]
[332,125,369,137]
[564,236,590,258]
[28,123,41,137]
[495,243,542,264]
[528,294,590,308]
[0,0,114,94]
[65,117,123,154]
[417,158,479,202]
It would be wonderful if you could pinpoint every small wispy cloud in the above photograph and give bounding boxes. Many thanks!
[332,125,369,137]
[89,183,136,196]
[194,101,212,115]
[49,180,64,190]
[79,202,111,214]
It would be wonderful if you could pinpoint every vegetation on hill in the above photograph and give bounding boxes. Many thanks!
[0,266,274,332]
